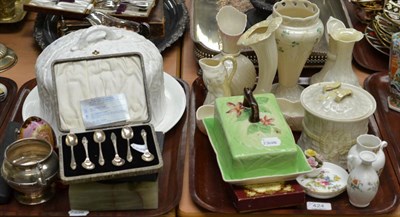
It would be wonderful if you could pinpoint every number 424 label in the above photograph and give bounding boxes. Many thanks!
[306,202,332,210]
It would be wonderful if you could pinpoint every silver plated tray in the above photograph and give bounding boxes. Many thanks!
[33,0,189,52]
[191,0,352,67]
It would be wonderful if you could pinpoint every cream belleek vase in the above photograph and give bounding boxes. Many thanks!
[213,5,257,96]
[237,17,283,93]
[321,27,363,87]
[347,151,380,208]
[310,16,345,84]
[270,0,324,101]
[199,56,238,105]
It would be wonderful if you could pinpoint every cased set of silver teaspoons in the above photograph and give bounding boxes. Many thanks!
[65,127,154,170]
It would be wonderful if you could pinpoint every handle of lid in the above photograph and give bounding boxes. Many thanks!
[243,87,260,123]
[71,26,122,51]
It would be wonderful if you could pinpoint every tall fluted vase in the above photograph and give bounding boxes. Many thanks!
[270,0,324,101]
[310,16,346,84]
[322,27,363,87]
[213,5,257,96]
[237,17,283,94]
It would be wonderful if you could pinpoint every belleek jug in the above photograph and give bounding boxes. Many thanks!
[347,134,387,175]
[199,56,238,105]
[214,5,257,96]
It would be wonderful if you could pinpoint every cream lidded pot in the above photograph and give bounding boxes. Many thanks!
[297,82,376,169]
[1,138,59,205]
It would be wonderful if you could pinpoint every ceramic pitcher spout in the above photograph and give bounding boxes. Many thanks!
[216,5,247,54]
[237,17,282,93]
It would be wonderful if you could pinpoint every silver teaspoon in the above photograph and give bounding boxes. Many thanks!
[121,127,133,162]
[111,132,125,166]
[65,133,78,170]
[82,137,95,170]
[140,129,154,162]
[93,130,106,166]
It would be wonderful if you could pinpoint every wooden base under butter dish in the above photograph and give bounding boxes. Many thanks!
[230,181,305,213]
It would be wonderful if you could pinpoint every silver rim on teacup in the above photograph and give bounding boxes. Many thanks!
[1,138,59,205]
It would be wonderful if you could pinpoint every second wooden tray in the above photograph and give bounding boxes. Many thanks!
[189,77,400,214]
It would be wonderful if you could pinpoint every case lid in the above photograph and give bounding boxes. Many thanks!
[51,52,151,133]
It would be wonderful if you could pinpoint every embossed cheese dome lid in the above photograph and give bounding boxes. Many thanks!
[300,82,376,122]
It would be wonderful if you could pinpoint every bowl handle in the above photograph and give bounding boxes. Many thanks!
[35,163,47,187]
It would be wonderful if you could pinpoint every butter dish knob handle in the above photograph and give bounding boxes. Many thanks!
[243,88,260,123]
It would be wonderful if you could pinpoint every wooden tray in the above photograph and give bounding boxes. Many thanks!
[189,77,400,214]
[0,77,189,216]
[345,0,389,73]
[364,72,400,185]
[0,77,17,133]
[191,0,352,67]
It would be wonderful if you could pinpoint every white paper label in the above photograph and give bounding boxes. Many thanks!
[80,94,130,129]
[306,202,332,210]
[261,137,281,147]
[68,210,89,216]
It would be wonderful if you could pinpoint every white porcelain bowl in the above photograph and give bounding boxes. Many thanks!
[277,98,304,132]
[296,162,349,199]
[195,105,214,135]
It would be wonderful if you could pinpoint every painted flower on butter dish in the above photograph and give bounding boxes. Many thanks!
[304,149,324,169]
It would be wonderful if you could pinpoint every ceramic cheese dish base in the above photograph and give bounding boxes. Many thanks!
[35,25,165,133]
[204,117,312,185]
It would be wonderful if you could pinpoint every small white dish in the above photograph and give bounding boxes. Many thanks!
[296,162,348,199]
[195,104,214,135]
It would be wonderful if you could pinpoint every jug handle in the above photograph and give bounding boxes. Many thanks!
[35,163,47,187]
[71,26,123,51]
[221,55,237,85]
[380,141,388,150]
[220,55,237,97]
